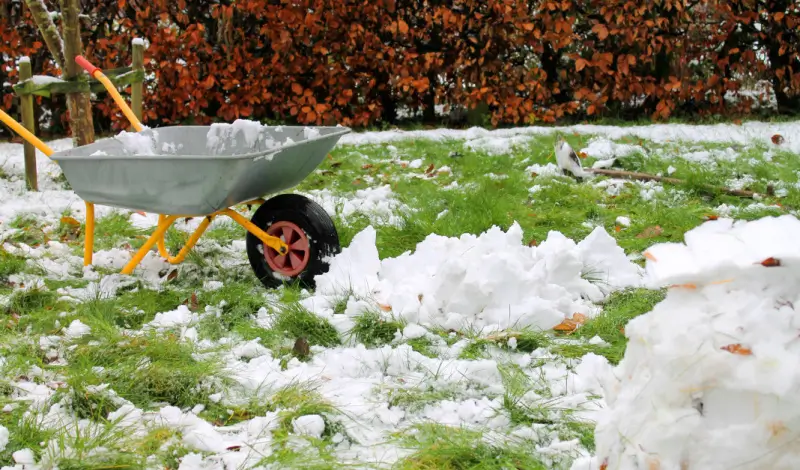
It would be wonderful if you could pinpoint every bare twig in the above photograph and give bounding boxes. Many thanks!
[587,168,757,198]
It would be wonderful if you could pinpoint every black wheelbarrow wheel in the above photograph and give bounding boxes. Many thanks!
[246,194,341,289]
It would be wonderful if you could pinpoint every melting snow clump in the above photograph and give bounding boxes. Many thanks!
[292,415,325,438]
[584,215,800,470]
[0,425,8,452]
[63,319,91,340]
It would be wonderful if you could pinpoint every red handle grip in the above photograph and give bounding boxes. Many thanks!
[75,56,99,76]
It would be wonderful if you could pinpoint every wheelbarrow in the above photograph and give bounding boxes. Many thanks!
[0,55,351,289]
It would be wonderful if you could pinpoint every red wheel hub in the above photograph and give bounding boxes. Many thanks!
[264,221,311,277]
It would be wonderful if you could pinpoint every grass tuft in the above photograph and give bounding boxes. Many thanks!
[394,423,547,470]
[349,311,405,347]
[273,303,341,348]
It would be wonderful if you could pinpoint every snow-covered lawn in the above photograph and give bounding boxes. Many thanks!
[0,120,799,469]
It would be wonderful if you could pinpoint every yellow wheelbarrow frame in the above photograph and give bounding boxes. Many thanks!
[0,56,290,276]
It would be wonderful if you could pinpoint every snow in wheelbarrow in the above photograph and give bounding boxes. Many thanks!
[51,122,351,216]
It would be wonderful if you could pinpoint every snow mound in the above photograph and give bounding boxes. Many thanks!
[308,223,642,332]
[589,215,800,470]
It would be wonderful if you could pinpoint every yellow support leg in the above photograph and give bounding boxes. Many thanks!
[222,209,288,255]
[83,202,95,266]
[121,215,179,275]
[157,215,214,264]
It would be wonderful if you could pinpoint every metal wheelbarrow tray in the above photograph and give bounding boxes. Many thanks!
[53,124,350,216]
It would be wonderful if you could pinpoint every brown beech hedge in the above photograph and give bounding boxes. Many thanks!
[1,0,798,136]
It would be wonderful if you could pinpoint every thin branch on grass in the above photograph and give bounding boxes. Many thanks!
[587,168,757,198]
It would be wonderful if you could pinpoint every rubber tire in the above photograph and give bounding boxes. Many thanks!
[246,194,340,290]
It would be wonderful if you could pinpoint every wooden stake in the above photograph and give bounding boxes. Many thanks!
[18,59,38,191]
[131,39,144,129]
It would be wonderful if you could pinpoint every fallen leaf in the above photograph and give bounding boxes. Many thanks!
[528,238,538,246]
[614,225,621,232]
[425,163,436,175]
[703,214,719,221]
[166,270,178,282]
[600,458,609,470]
[768,421,787,437]
[721,343,752,355]
[293,337,310,359]
[362,163,373,170]
[578,151,588,159]
[772,134,785,145]
[643,251,658,261]
[352,178,363,185]
[553,318,579,332]
[378,303,392,312]
[135,211,146,216]
[189,292,199,311]
[573,313,587,324]
[733,119,743,126]
[60,216,80,226]
[417,294,423,303]
[669,283,697,289]
[226,445,242,451]
[760,257,781,267]
[636,226,663,239]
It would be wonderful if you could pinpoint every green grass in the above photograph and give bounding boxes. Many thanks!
[349,310,405,347]
[394,424,548,470]
[0,128,796,468]
[553,288,667,364]
[63,332,222,410]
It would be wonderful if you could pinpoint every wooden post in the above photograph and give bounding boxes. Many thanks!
[59,0,95,147]
[131,39,144,128]
[18,58,38,191]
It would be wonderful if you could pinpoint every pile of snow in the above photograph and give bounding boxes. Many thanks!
[304,222,642,333]
[303,185,411,228]
[576,215,800,470]
[206,119,278,154]
[114,129,158,156]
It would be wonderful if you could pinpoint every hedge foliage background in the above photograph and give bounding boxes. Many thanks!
[1,0,798,137]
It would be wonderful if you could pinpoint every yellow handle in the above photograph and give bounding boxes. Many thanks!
[75,55,144,132]
[0,108,54,157]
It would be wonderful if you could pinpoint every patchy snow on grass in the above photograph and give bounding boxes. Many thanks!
[339,120,800,155]
[580,137,644,160]
[303,185,411,228]
[1,119,799,469]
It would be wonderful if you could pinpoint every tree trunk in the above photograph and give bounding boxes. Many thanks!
[59,0,95,146]
[24,0,66,69]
